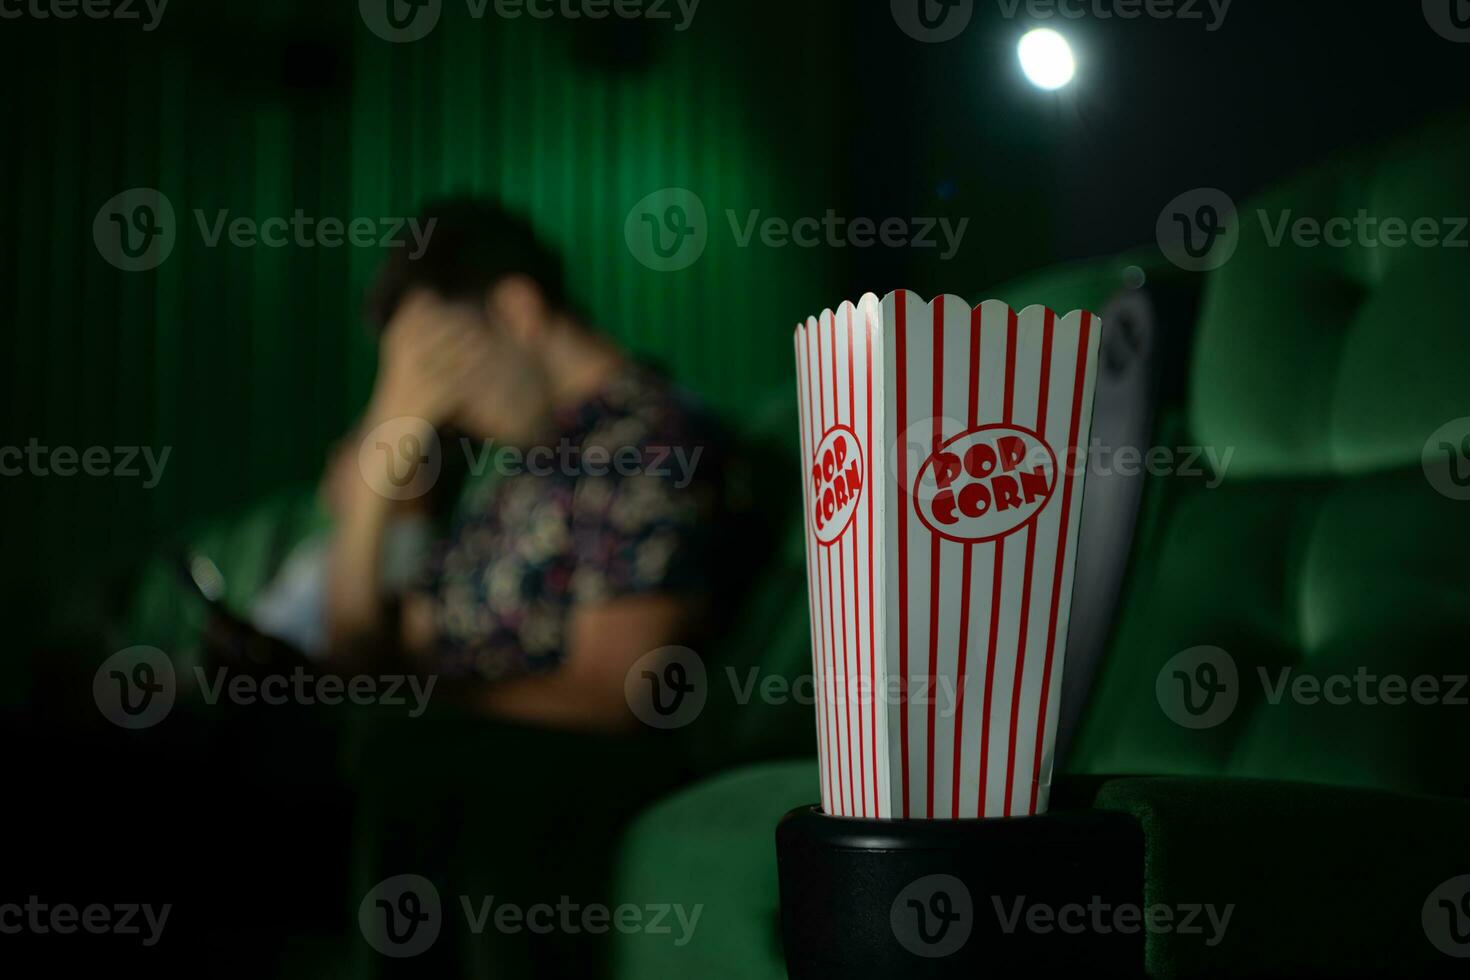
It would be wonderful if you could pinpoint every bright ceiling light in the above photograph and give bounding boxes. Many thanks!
[1018,28,1076,91]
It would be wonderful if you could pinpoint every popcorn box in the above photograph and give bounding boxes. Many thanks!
[794,291,1101,819]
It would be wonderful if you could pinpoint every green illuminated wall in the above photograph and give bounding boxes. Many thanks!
[0,3,845,616]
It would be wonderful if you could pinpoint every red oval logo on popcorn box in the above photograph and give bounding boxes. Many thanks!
[810,425,864,545]
[913,424,1057,543]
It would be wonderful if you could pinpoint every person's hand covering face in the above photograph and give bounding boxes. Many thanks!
[369,289,550,443]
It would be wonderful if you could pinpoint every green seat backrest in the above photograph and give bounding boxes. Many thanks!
[1068,112,1470,797]
[683,385,819,768]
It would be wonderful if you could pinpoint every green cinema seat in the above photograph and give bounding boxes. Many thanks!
[605,111,1470,978]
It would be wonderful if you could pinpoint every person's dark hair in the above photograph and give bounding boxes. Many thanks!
[366,197,567,331]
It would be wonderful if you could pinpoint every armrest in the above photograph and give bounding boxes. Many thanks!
[1092,776,1470,977]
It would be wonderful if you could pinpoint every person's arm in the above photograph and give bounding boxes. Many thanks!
[325,292,492,666]
[324,438,402,661]
[467,593,694,733]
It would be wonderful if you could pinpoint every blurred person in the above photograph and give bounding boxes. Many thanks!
[325,199,726,732]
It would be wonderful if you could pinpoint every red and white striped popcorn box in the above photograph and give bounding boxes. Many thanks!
[794,291,1102,820]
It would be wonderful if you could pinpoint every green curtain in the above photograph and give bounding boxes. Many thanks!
[0,3,846,620]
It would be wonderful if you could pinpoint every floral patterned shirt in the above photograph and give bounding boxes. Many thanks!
[417,364,722,681]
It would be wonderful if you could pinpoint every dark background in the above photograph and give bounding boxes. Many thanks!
[2,2,1465,648]
[0,0,1466,973]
